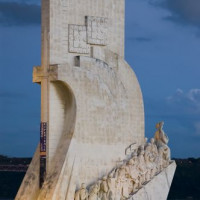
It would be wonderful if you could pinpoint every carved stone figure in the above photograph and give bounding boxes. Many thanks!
[137,145,145,155]
[125,153,140,193]
[75,183,89,200]
[149,138,159,177]
[99,177,109,200]
[131,153,140,191]
[154,122,171,166]
[154,122,168,147]
[144,144,155,181]
[89,184,99,200]
[144,137,148,149]
[150,138,158,161]
[138,149,147,186]
[125,160,135,194]
[107,174,116,200]
[97,180,102,199]
[74,125,173,200]
[157,148,164,173]
[116,166,129,199]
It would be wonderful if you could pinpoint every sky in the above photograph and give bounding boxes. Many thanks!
[0,0,200,158]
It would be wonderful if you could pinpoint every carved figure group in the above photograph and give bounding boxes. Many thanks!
[74,122,171,200]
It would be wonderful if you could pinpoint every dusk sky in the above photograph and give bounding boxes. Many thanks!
[0,0,200,158]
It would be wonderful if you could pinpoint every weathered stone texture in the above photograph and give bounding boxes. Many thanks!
[68,25,90,54]
[130,161,176,200]
[49,0,125,64]
[86,16,109,45]
[15,0,175,199]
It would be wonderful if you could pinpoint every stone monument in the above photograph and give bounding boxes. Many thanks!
[16,0,176,199]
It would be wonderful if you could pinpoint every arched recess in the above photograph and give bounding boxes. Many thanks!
[48,80,77,171]
[16,81,77,200]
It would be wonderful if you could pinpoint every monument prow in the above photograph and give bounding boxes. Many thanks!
[16,0,176,199]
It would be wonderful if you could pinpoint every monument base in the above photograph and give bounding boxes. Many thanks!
[129,161,176,200]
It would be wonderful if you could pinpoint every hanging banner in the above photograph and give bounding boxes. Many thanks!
[40,122,47,155]
[40,122,47,187]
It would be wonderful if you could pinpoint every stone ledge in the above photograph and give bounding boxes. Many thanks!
[33,65,58,83]
[129,161,176,200]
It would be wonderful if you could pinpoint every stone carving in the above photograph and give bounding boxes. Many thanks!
[154,121,171,167]
[74,122,172,200]
[125,143,137,156]
[88,184,99,200]
[107,174,116,200]
[68,16,109,54]
[86,16,108,45]
[99,176,109,200]
[75,183,89,200]
[69,25,90,54]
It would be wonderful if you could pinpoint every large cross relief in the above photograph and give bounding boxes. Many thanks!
[69,16,109,54]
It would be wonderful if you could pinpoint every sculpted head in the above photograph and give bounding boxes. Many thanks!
[128,159,134,165]
[121,165,125,169]
[150,138,155,144]
[146,144,151,151]
[138,145,144,154]
[132,152,137,160]
[156,121,164,129]
[139,149,144,156]
[108,174,113,178]
[81,183,86,189]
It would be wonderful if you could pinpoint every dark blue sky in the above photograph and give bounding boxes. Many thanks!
[0,0,200,158]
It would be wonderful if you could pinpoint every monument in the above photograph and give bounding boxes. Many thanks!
[16,0,176,199]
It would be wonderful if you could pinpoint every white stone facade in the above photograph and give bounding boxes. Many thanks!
[15,0,175,200]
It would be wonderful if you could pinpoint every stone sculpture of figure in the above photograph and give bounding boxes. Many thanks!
[116,165,129,199]
[96,180,102,199]
[107,174,116,200]
[125,159,135,194]
[150,138,158,161]
[99,176,109,200]
[157,148,164,173]
[125,153,140,193]
[89,184,99,200]
[154,122,171,167]
[138,149,147,186]
[144,137,148,149]
[149,138,159,177]
[131,152,141,191]
[144,144,155,182]
[154,122,169,147]
[137,145,145,155]
[75,183,89,200]
[74,126,172,200]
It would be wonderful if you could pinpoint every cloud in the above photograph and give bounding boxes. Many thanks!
[166,89,200,138]
[149,0,200,28]
[0,2,41,26]
[145,89,200,157]
[167,88,200,114]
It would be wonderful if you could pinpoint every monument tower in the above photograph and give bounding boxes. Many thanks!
[16,0,176,199]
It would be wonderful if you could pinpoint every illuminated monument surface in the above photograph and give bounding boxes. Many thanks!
[16,0,176,199]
